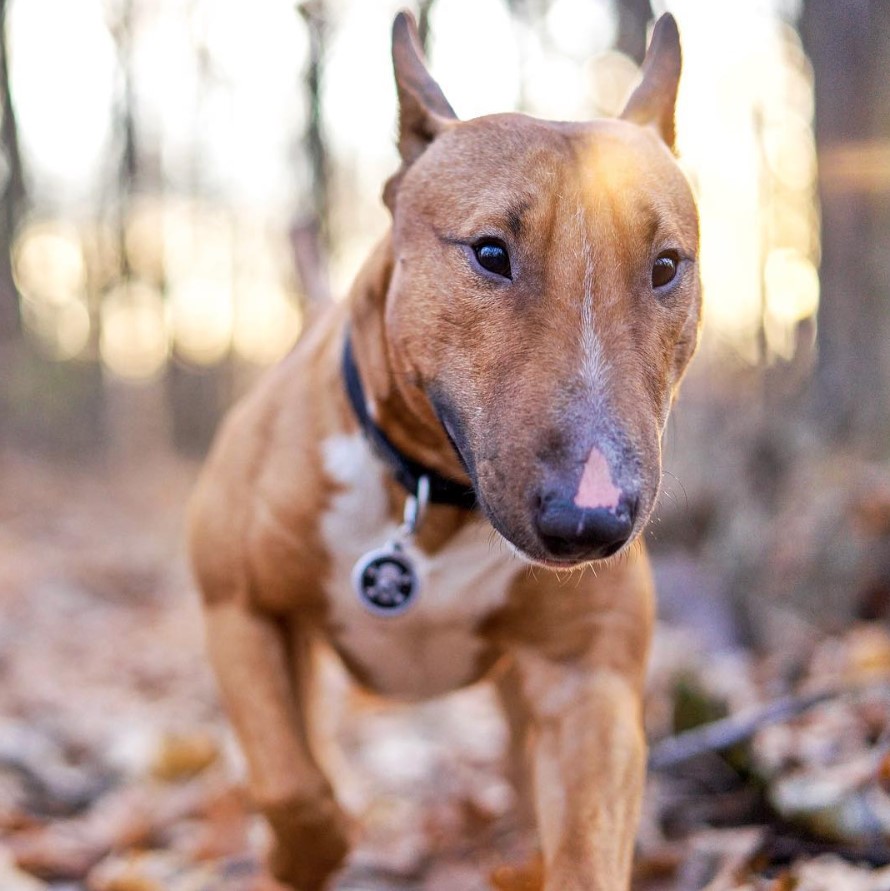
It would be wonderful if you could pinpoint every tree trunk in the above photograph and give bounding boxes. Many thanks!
[0,0,25,343]
[614,0,652,66]
[297,1,329,250]
[800,0,890,451]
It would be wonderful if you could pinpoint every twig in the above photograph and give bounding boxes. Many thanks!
[649,678,890,771]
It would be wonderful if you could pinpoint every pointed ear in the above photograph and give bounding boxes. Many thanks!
[391,10,456,164]
[620,13,682,149]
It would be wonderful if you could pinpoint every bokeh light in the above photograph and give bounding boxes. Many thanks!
[765,248,820,325]
[13,222,92,360]
[169,277,234,366]
[232,276,302,365]
[100,282,169,380]
[5,0,820,376]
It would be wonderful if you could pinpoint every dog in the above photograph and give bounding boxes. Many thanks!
[188,10,701,890]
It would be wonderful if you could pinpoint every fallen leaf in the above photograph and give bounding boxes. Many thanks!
[150,731,219,782]
[489,853,543,891]
[0,851,50,890]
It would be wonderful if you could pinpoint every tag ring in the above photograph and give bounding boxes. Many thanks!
[401,475,430,537]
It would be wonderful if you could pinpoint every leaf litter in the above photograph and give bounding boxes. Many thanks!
[1,449,889,890]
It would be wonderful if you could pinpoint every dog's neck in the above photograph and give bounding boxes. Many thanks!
[346,233,472,488]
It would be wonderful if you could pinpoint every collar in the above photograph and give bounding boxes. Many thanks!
[342,333,477,511]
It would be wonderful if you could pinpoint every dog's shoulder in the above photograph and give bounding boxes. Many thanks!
[188,304,351,611]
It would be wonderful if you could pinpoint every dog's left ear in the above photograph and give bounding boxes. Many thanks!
[384,10,457,211]
[620,14,682,150]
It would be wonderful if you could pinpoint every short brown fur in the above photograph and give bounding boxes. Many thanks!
[189,11,700,890]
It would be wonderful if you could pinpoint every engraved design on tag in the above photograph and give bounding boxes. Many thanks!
[352,545,419,617]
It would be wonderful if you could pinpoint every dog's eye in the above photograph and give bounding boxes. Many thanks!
[652,251,680,289]
[473,241,512,279]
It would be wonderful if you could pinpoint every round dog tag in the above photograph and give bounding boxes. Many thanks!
[352,545,419,616]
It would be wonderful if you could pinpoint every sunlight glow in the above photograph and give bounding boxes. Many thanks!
[763,118,817,193]
[100,283,169,380]
[13,223,86,305]
[169,278,234,366]
[20,297,91,362]
[125,200,166,286]
[8,0,116,206]
[671,1,819,361]
[232,276,302,365]
[524,47,589,119]
[428,0,521,118]
[765,248,819,325]
[7,0,819,374]
[546,0,614,61]
[13,222,91,360]
[588,51,640,117]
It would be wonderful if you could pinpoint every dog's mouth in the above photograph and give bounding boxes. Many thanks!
[429,393,477,486]
[428,392,647,567]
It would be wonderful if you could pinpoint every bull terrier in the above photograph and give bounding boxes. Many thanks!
[189,10,701,890]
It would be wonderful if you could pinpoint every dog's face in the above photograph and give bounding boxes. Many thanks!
[383,14,701,566]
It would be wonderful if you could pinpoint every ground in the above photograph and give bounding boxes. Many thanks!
[1,449,889,891]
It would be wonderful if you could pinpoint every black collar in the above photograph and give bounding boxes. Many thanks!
[342,334,477,510]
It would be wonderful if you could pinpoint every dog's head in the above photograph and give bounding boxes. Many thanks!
[381,11,701,567]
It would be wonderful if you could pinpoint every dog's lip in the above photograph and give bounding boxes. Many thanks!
[510,540,635,569]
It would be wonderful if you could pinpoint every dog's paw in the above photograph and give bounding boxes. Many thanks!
[264,794,352,891]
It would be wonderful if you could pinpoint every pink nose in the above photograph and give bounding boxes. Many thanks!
[574,447,621,511]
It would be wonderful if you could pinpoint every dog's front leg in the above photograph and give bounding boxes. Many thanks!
[508,561,654,891]
[519,653,647,891]
[534,673,646,891]
[204,602,350,890]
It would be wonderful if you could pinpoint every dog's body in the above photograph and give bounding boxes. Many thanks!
[189,12,701,890]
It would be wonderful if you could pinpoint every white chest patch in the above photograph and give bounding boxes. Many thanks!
[320,433,520,700]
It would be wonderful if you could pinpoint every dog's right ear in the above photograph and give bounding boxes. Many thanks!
[384,10,457,211]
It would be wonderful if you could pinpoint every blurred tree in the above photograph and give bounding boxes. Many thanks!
[1,0,104,457]
[614,0,653,65]
[298,0,329,249]
[417,0,436,51]
[800,1,890,451]
[504,0,549,112]
[0,0,24,343]
[108,0,139,273]
[165,4,234,457]
[291,1,332,308]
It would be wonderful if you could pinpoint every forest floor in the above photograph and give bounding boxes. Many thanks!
[1,448,889,891]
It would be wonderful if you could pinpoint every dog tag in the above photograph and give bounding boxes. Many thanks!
[352,542,419,616]
[352,476,428,617]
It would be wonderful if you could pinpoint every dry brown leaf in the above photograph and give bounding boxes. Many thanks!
[845,624,890,679]
[489,853,544,891]
[792,854,890,891]
[150,731,219,782]
[172,786,251,861]
[0,852,50,891]
[8,821,106,879]
[766,872,798,891]
[88,852,183,891]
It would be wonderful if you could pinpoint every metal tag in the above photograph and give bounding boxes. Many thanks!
[352,543,419,617]
[351,476,428,617]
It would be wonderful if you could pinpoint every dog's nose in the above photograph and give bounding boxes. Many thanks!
[534,492,635,561]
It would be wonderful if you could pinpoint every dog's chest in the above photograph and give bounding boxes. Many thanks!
[319,434,518,700]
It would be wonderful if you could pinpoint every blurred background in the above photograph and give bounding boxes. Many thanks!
[1,1,890,888]
[2,0,888,631]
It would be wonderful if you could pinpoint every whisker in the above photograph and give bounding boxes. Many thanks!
[662,470,689,512]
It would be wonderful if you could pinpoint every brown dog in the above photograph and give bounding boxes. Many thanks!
[189,10,700,890]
